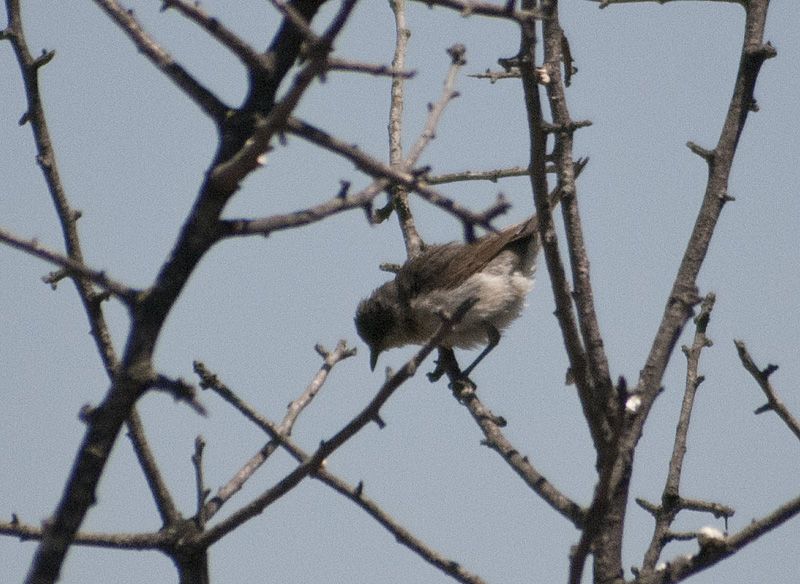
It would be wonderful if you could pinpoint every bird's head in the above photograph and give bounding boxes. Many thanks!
[354,282,401,371]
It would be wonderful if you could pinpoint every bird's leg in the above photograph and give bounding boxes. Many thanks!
[429,347,478,396]
[428,346,458,382]
[461,324,500,378]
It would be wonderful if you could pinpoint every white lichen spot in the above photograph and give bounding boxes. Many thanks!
[625,394,642,413]
[697,526,726,547]
[535,67,551,84]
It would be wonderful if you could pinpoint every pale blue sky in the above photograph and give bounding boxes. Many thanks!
[2,1,798,583]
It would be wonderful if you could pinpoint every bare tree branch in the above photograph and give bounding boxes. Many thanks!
[638,294,730,577]
[3,0,121,377]
[735,340,800,442]
[468,68,521,82]
[191,436,209,528]
[607,2,776,582]
[642,493,800,584]
[326,56,415,78]
[409,0,542,21]
[387,0,422,255]
[194,340,486,584]
[517,3,603,451]
[539,13,612,418]
[0,227,138,304]
[195,298,478,547]
[285,116,511,229]
[124,410,182,526]
[92,0,229,122]
[451,377,587,527]
[425,166,532,184]
[219,178,386,237]
[22,3,361,582]
[594,0,745,8]
[209,0,359,191]
[196,341,356,520]
[385,39,468,255]
[161,0,271,72]
[0,518,168,550]
[626,0,776,443]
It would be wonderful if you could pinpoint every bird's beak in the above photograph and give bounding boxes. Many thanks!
[369,348,381,371]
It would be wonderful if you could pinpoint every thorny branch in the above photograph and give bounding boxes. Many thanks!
[195,339,486,584]
[3,1,794,584]
[194,299,476,547]
[0,227,137,303]
[735,340,800,443]
[604,2,776,583]
[3,0,191,575]
[386,0,422,255]
[20,1,361,582]
[410,0,542,21]
[638,294,735,576]
[93,0,228,122]
[285,116,511,230]
[444,368,587,528]
[631,492,800,584]
[196,341,356,520]
[386,40,468,255]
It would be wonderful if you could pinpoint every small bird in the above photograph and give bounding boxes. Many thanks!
[355,213,543,374]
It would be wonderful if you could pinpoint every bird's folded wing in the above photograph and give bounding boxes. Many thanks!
[396,216,537,299]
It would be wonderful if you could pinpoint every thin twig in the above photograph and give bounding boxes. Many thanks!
[318,471,488,584]
[92,0,228,122]
[151,374,207,416]
[453,380,586,527]
[735,340,800,442]
[281,342,357,434]
[593,0,745,8]
[196,298,477,548]
[219,179,388,238]
[389,41,469,254]
[652,493,800,584]
[209,0,359,191]
[640,294,723,575]
[468,68,521,82]
[425,166,532,184]
[404,43,466,171]
[161,0,270,72]
[326,56,415,78]
[0,518,168,550]
[0,227,138,304]
[409,0,542,21]
[387,0,422,255]
[196,341,356,520]
[3,0,120,377]
[125,410,182,526]
[285,116,510,229]
[191,436,209,528]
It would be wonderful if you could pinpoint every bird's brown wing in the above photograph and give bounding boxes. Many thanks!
[395,216,537,300]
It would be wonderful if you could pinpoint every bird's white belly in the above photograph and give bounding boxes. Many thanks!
[410,271,534,349]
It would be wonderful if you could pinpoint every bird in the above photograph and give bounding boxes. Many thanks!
[354,213,544,375]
